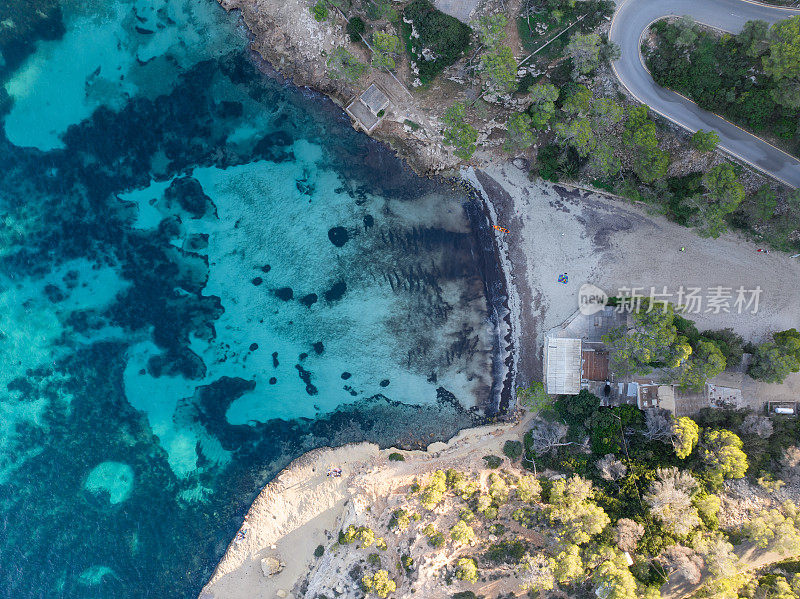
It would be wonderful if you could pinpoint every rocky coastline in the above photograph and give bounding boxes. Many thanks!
[217,0,466,176]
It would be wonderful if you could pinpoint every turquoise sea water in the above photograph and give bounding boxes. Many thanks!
[0,1,503,597]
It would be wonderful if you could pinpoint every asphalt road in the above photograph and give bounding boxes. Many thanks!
[609,0,800,187]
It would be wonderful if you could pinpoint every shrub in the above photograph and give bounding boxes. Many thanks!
[401,554,414,572]
[368,552,381,566]
[361,569,396,598]
[402,0,471,84]
[310,0,328,21]
[421,470,448,508]
[485,538,528,563]
[389,509,411,531]
[326,47,366,82]
[503,440,523,461]
[487,473,509,505]
[346,16,366,42]
[483,455,503,469]
[314,544,325,557]
[451,520,477,545]
[455,557,479,583]
[388,452,405,461]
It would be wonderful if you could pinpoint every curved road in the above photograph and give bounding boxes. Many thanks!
[609,0,800,187]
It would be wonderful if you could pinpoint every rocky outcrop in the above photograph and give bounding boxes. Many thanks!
[219,0,354,101]
[216,0,468,175]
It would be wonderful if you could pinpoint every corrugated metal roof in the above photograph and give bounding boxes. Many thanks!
[545,337,582,395]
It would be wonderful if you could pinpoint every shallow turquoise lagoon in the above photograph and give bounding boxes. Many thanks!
[0,1,501,597]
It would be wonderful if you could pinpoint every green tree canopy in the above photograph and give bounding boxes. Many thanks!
[504,113,536,152]
[745,504,800,555]
[554,118,596,157]
[480,45,518,94]
[371,32,400,69]
[310,0,328,21]
[623,105,658,149]
[592,98,624,126]
[623,105,669,183]
[402,0,472,83]
[528,83,559,128]
[737,19,770,58]
[689,163,745,237]
[602,304,691,378]
[764,16,800,82]
[750,329,800,383]
[442,102,479,160]
[676,339,726,391]
[593,549,638,599]
[772,78,800,109]
[475,13,508,47]
[633,148,670,184]
[455,557,479,583]
[691,129,720,152]
[561,84,593,115]
[702,429,748,482]
[361,569,396,598]
[555,389,601,428]
[529,82,559,104]
[547,476,610,545]
[450,520,477,545]
[565,32,602,75]
[672,416,700,459]
[588,142,621,178]
[553,543,584,584]
[750,184,778,221]
[703,163,745,212]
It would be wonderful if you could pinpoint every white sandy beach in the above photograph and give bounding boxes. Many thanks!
[469,162,800,381]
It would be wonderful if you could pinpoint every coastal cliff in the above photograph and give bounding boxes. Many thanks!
[199,415,532,599]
